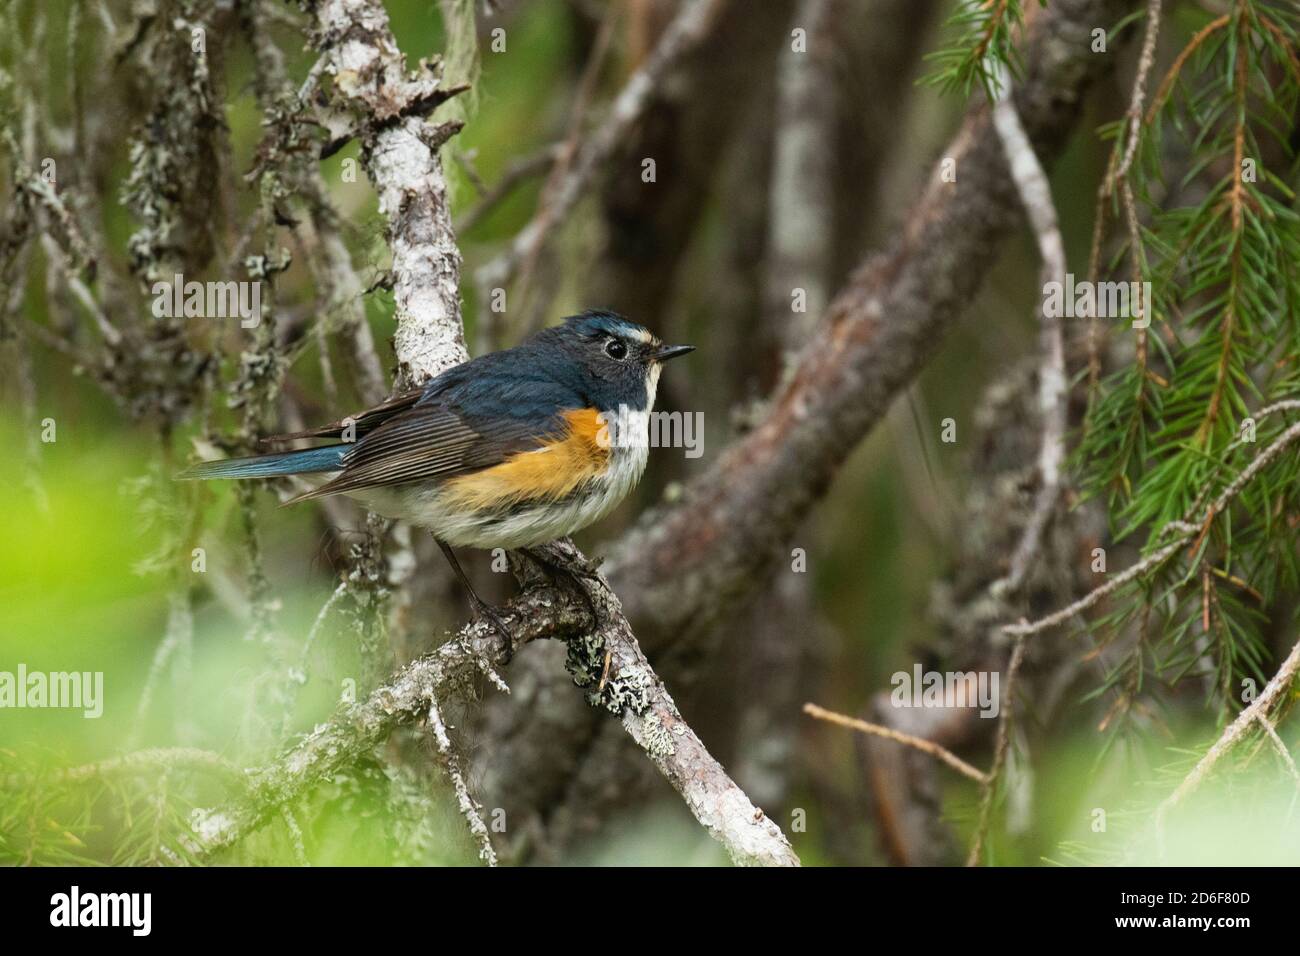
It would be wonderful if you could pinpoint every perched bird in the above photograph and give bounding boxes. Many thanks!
[178,310,694,652]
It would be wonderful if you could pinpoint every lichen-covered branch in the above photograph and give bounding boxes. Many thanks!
[189,584,588,855]
[428,697,498,866]
[189,541,798,866]
[553,541,799,866]
[310,0,470,387]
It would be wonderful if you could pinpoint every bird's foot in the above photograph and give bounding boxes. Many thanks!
[563,553,606,583]
[521,547,604,623]
[523,546,606,588]
[469,595,516,664]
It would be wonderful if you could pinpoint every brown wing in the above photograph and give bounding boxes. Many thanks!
[259,386,425,444]
[289,401,555,502]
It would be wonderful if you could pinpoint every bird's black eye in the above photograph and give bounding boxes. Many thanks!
[604,338,628,360]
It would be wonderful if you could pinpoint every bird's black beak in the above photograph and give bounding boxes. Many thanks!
[653,344,695,363]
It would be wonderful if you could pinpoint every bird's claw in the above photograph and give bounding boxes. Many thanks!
[471,596,516,664]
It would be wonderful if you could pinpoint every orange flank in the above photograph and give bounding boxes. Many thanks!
[442,407,610,509]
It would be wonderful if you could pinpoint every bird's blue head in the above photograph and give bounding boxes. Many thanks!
[528,310,694,412]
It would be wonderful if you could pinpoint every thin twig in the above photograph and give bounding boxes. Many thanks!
[129,586,195,749]
[281,805,310,866]
[510,0,623,329]
[803,703,989,784]
[427,697,498,866]
[1258,715,1300,787]
[453,142,562,234]
[475,0,728,323]
[1154,635,1300,826]
[967,636,1027,866]
[1109,0,1163,190]
[1005,419,1300,637]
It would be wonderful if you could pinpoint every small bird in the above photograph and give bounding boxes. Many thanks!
[178,310,694,652]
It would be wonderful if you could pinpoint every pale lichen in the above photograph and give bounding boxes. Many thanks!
[563,629,606,690]
[638,712,677,759]
[596,660,654,716]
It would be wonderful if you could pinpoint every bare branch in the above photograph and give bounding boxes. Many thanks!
[475,0,730,309]
[989,70,1068,597]
[804,703,990,785]
[453,142,563,234]
[1155,635,1300,826]
[509,2,622,328]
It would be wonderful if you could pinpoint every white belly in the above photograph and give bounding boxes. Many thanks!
[351,439,649,550]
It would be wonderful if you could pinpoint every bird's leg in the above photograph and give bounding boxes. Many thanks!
[435,538,516,663]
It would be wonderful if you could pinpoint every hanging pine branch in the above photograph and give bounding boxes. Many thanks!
[1075,0,1300,724]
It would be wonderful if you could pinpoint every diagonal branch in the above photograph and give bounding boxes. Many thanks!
[1004,418,1300,638]
[189,541,798,866]
[1154,634,1300,828]
[474,0,730,318]
[804,703,990,785]
[607,0,1134,649]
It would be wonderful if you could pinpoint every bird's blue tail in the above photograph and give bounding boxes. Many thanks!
[176,445,346,480]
